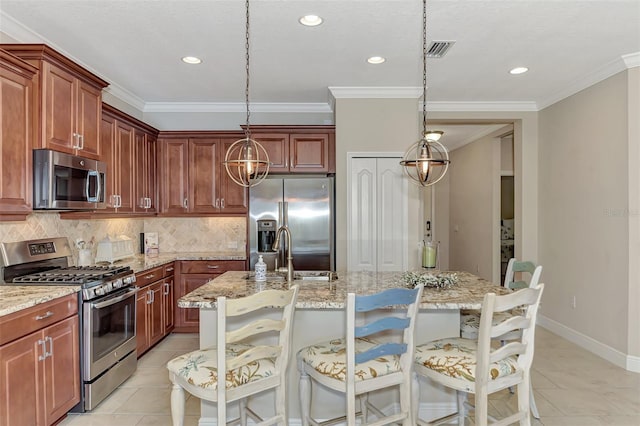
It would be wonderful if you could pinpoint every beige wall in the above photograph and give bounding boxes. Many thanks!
[627,67,640,358]
[334,98,421,271]
[539,70,630,353]
[448,133,500,282]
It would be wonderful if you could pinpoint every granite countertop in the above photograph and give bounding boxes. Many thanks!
[109,252,246,274]
[0,252,246,318]
[0,285,81,317]
[178,270,511,310]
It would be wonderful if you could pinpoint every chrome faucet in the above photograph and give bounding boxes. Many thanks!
[272,225,294,282]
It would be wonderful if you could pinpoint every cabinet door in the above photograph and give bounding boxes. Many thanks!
[218,138,248,214]
[42,62,76,154]
[0,63,32,219]
[176,274,217,331]
[159,139,189,214]
[100,114,118,211]
[189,138,219,213]
[135,290,149,357]
[163,277,174,334]
[254,133,289,172]
[75,81,101,160]
[0,332,43,426]
[146,135,157,213]
[43,316,80,425]
[134,129,148,212]
[290,134,329,172]
[115,121,135,213]
[148,282,164,347]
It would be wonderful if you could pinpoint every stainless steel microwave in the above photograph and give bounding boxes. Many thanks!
[33,149,106,210]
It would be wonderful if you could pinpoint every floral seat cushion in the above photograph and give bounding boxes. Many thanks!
[298,337,400,382]
[167,343,276,390]
[460,310,514,339]
[415,337,519,381]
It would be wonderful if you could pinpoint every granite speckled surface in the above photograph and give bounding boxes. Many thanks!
[108,252,246,273]
[0,286,80,317]
[178,270,511,310]
[0,252,246,318]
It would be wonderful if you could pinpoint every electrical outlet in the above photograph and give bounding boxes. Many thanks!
[571,296,577,309]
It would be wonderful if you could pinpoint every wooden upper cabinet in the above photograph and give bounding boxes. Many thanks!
[98,104,159,216]
[250,126,335,174]
[1,44,109,161]
[157,136,248,216]
[290,133,330,172]
[189,138,219,213]
[159,138,189,214]
[218,138,249,213]
[0,49,37,221]
[253,133,290,173]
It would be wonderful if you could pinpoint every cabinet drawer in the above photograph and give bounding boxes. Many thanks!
[163,262,176,277]
[136,266,164,287]
[179,260,245,274]
[0,294,78,346]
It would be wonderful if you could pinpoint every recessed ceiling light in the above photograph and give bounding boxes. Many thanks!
[182,56,202,64]
[509,67,528,75]
[299,15,323,26]
[367,56,386,64]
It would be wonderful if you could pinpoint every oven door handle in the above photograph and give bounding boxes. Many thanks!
[89,287,138,309]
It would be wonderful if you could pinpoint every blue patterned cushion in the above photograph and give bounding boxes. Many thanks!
[298,337,400,382]
[415,337,519,381]
[167,343,276,390]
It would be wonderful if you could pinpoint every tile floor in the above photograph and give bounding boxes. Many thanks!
[60,328,640,425]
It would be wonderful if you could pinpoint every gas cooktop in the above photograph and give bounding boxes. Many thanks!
[12,265,131,285]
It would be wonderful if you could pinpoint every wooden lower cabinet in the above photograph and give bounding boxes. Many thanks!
[136,263,175,358]
[174,260,246,332]
[0,294,80,426]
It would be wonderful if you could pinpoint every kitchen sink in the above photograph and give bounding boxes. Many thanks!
[245,271,338,282]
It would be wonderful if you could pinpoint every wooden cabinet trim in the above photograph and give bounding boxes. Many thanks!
[0,294,78,346]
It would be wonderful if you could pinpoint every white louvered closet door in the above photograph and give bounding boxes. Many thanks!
[348,156,407,272]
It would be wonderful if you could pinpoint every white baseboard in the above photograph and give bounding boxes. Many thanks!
[198,402,457,425]
[537,314,640,373]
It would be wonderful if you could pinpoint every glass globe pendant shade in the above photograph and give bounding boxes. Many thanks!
[224,137,270,187]
[400,134,450,187]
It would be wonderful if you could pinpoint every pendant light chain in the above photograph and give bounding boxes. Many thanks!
[244,0,251,140]
[422,0,427,135]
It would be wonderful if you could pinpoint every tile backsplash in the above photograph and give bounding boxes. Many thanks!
[0,213,246,265]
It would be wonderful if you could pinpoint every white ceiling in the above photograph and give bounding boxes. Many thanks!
[1,0,639,146]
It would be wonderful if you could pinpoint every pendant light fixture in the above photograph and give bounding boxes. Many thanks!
[400,0,450,187]
[224,0,270,188]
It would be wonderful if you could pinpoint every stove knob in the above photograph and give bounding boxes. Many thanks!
[113,278,123,288]
[95,287,104,296]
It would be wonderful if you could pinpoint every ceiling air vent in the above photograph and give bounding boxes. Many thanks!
[426,41,455,58]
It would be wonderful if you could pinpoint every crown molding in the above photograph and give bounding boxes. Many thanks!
[538,52,639,110]
[143,102,333,114]
[103,85,146,111]
[622,52,640,69]
[329,87,422,99]
[0,11,44,42]
[426,101,538,112]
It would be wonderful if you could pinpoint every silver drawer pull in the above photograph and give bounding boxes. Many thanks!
[35,311,54,321]
[144,274,155,279]
[166,267,174,272]
[206,265,220,269]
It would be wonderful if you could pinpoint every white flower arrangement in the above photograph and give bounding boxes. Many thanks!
[401,271,458,289]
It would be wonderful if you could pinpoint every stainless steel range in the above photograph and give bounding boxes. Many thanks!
[0,237,138,412]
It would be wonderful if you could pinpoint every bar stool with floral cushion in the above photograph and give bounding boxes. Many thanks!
[297,284,424,426]
[167,286,299,426]
[413,284,544,425]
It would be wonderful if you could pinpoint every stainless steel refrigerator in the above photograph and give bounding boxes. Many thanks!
[249,176,335,271]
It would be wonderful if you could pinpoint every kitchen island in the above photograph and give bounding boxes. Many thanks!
[178,270,509,423]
